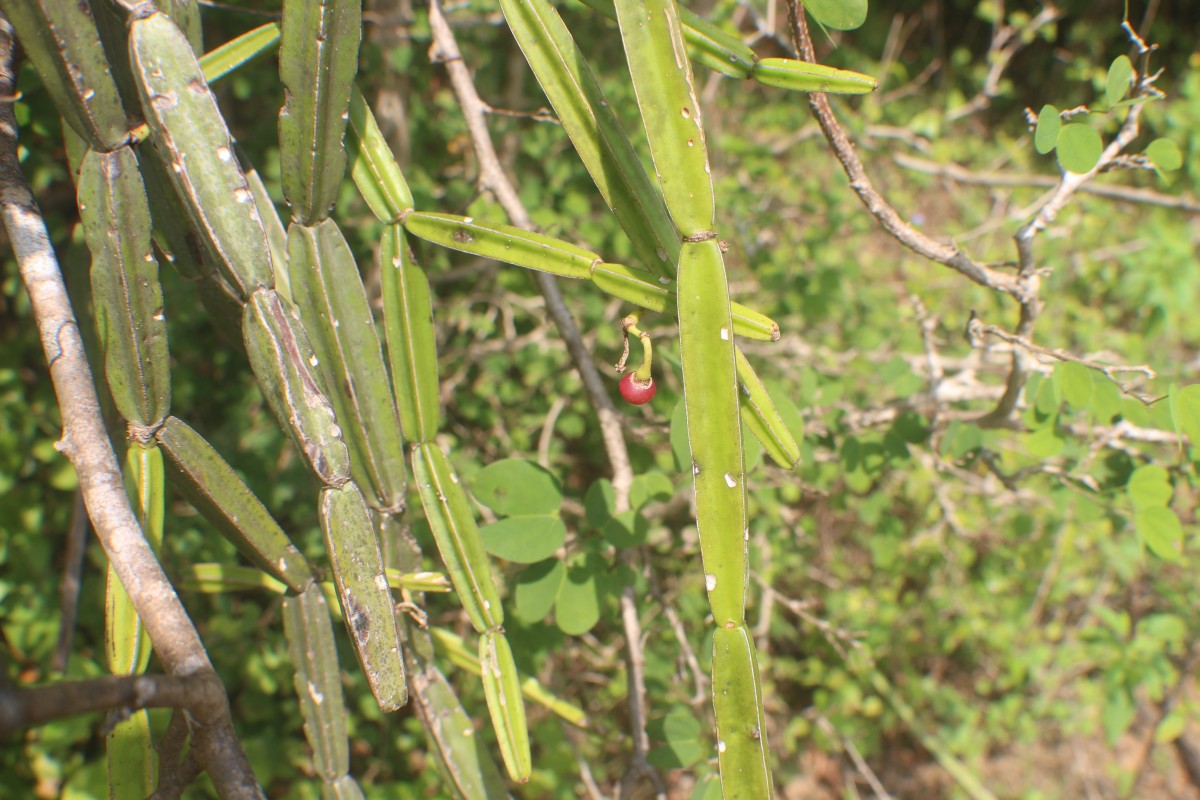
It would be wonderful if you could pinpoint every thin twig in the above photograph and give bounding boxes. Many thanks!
[815,715,895,800]
[783,3,1027,304]
[985,38,1152,426]
[0,16,261,798]
[424,5,662,797]
[565,723,610,800]
[967,313,1156,392]
[945,4,1064,124]
[151,709,203,800]
[425,0,633,510]
[752,574,863,661]
[893,153,1200,214]
[51,491,89,674]
[649,570,708,707]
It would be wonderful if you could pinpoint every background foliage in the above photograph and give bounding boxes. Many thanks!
[3,0,1199,797]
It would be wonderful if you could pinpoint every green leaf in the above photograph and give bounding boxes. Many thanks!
[630,470,674,511]
[1105,55,1133,108]
[1090,377,1122,424]
[803,0,868,31]
[601,510,648,549]
[1156,709,1188,744]
[1177,385,1200,446]
[1034,373,1061,418]
[1055,361,1093,409]
[1126,464,1172,510]
[472,458,562,516]
[1135,506,1183,562]
[513,559,565,624]
[479,515,567,563]
[1145,138,1183,173]
[1139,613,1187,647]
[647,708,705,769]
[1034,105,1061,155]
[1169,383,1182,443]
[1103,687,1135,745]
[941,420,983,459]
[584,479,616,530]
[1056,123,1103,174]
[556,559,601,636]
[1023,423,1064,458]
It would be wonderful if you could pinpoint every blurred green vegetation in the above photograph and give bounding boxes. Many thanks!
[3,0,1199,797]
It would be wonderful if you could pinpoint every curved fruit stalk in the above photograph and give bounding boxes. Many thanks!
[616,315,657,405]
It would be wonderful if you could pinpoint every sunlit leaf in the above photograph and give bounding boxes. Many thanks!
[1034,105,1061,155]
[647,708,705,768]
[584,478,616,529]
[1055,361,1093,409]
[601,509,648,549]
[1145,138,1183,173]
[1135,506,1183,562]
[1155,709,1188,744]
[1104,55,1133,108]
[1126,464,1172,510]
[472,458,562,516]
[1056,123,1103,174]
[630,470,674,511]
[513,558,565,624]
[556,559,602,636]
[1177,385,1200,446]
[1103,687,1135,745]
[803,0,868,31]
[480,515,566,563]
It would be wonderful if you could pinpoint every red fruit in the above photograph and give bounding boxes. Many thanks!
[619,372,656,405]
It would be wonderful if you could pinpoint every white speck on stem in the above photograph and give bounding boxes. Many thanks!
[717,740,727,753]
[720,327,729,340]
[706,574,717,591]
[724,473,737,488]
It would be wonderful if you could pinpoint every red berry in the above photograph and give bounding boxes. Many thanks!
[619,372,656,405]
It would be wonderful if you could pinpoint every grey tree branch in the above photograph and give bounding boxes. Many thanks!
[0,16,262,799]
[0,673,225,738]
